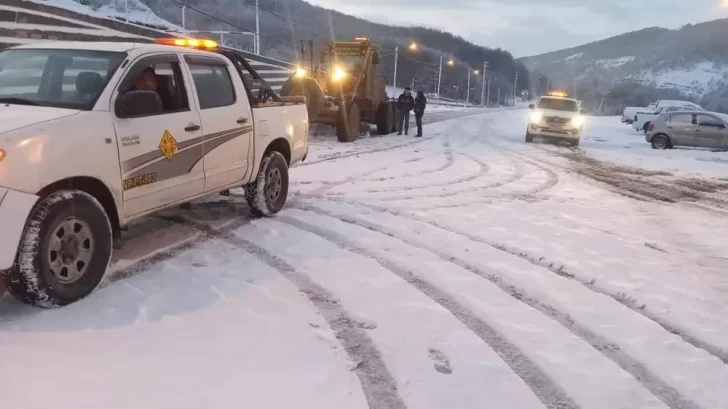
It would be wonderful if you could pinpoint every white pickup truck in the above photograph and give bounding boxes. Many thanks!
[622,103,656,124]
[633,101,703,132]
[0,38,309,307]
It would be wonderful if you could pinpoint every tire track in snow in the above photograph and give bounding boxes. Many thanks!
[334,199,728,366]
[154,214,408,409]
[482,121,728,215]
[277,212,581,409]
[294,204,704,409]
[296,109,497,168]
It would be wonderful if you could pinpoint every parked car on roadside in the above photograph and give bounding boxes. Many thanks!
[645,110,728,150]
[622,102,656,124]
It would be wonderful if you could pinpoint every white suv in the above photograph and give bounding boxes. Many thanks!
[526,94,586,147]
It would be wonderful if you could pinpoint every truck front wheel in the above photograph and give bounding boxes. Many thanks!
[245,151,289,216]
[4,190,112,307]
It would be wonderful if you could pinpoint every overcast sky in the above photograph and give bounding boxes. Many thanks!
[303,0,728,57]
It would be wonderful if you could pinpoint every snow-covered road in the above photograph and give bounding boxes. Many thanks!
[2,108,727,409]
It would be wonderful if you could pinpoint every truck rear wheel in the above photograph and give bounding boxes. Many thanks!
[280,77,324,122]
[245,151,289,216]
[376,102,394,135]
[4,190,112,307]
[336,101,361,142]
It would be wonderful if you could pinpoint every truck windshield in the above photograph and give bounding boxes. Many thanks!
[0,48,126,110]
[537,97,578,112]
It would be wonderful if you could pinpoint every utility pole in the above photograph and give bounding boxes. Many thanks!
[480,61,488,107]
[436,55,443,107]
[393,46,399,90]
[125,0,129,21]
[465,68,471,108]
[513,70,520,106]
[255,0,260,54]
[497,88,501,106]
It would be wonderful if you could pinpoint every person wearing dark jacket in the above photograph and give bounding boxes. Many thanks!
[397,87,415,135]
[414,91,427,137]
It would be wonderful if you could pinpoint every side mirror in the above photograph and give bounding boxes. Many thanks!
[528,104,535,109]
[580,108,588,115]
[372,51,379,65]
[115,90,162,118]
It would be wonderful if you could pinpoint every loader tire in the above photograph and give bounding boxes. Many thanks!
[376,102,394,135]
[336,101,361,142]
[280,76,324,122]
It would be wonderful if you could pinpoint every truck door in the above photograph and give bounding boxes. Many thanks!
[112,53,204,217]
[183,54,253,192]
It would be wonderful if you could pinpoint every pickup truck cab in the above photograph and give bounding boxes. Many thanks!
[633,102,702,133]
[0,38,308,307]
[526,92,587,147]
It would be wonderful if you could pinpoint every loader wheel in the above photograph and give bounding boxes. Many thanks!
[336,101,361,142]
[389,101,399,133]
[376,102,394,135]
[280,76,324,122]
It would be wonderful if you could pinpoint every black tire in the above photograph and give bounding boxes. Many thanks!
[390,101,399,133]
[244,151,289,216]
[571,139,580,147]
[280,77,324,122]
[376,102,394,135]
[3,190,112,307]
[651,134,671,150]
[336,101,361,142]
[525,132,534,143]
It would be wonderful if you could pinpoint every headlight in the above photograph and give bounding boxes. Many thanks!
[571,116,585,127]
[295,67,307,77]
[331,67,346,82]
[530,111,543,123]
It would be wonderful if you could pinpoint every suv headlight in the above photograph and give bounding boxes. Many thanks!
[530,111,543,123]
[571,116,585,127]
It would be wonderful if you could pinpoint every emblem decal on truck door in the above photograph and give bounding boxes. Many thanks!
[159,130,178,160]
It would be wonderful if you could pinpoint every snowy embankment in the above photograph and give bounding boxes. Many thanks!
[2,109,728,409]
[489,109,728,179]
[42,0,180,30]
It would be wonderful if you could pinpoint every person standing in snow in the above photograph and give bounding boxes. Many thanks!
[414,91,427,137]
[397,87,415,135]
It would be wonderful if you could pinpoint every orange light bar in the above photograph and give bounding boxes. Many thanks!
[154,38,218,49]
[548,91,567,97]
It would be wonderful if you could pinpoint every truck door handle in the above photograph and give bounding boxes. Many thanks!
[237,117,249,124]
[185,124,201,132]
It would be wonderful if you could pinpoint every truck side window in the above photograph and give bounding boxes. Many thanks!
[188,63,236,109]
[117,56,190,117]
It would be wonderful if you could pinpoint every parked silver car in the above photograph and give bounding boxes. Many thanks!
[645,111,728,150]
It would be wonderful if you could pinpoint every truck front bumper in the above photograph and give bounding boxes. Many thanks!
[0,187,38,271]
[528,124,581,140]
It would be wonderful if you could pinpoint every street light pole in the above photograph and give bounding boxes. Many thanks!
[480,61,488,107]
[486,78,491,106]
[513,70,519,105]
[437,55,442,107]
[181,6,186,36]
[393,46,398,91]
[125,0,129,21]
[465,68,471,108]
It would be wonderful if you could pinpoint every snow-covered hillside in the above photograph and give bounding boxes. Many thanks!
[45,0,179,30]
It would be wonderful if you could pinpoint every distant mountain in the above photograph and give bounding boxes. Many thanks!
[90,0,530,103]
[518,20,728,114]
